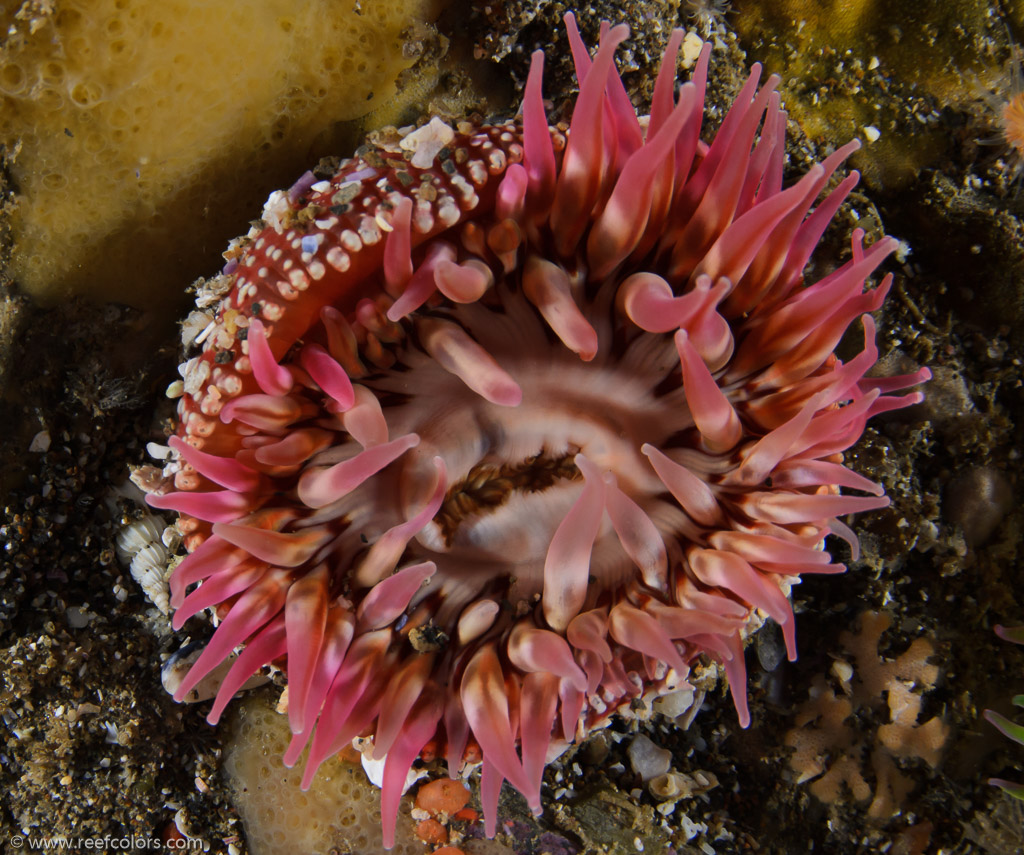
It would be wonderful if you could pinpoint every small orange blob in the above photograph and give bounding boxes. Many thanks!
[337,743,361,765]
[419,738,438,763]
[453,807,479,822]
[415,818,448,845]
[160,822,185,845]
[462,743,482,765]
[415,778,471,815]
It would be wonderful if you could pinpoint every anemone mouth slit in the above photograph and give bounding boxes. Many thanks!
[435,451,584,547]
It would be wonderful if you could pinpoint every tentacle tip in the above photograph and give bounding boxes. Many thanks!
[608,22,630,41]
[494,385,524,407]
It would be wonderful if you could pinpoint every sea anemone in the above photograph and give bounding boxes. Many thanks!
[141,15,928,846]
[686,0,731,39]
[975,42,1024,190]
[985,624,1024,800]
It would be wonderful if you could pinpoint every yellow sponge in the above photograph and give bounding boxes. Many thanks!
[224,691,424,855]
[0,0,441,311]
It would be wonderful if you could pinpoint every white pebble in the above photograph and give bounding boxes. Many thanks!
[627,734,672,782]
